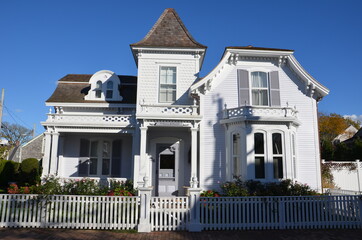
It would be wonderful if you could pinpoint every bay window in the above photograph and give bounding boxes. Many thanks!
[232,133,241,177]
[254,133,265,179]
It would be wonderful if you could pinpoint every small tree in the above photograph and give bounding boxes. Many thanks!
[0,122,32,146]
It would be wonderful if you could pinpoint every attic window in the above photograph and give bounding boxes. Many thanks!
[106,81,113,99]
[95,81,102,98]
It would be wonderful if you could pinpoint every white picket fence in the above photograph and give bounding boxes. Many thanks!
[1,193,362,231]
[0,194,139,230]
[200,196,362,230]
[150,197,189,231]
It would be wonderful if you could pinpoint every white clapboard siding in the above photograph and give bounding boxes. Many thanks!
[0,194,139,230]
[150,197,189,231]
[200,196,362,230]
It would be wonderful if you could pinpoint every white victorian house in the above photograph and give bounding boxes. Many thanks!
[41,8,329,195]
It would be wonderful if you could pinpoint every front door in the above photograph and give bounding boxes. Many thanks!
[156,143,178,196]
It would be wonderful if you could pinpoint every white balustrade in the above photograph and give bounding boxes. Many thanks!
[46,114,133,125]
[224,106,298,119]
[139,104,199,117]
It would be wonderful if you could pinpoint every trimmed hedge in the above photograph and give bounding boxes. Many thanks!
[19,158,41,186]
[0,159,19,187]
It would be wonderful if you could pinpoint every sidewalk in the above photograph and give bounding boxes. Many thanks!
[1,228,362,240]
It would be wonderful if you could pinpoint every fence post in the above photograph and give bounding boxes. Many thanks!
[40,198,47,228]
[188,178,202,232]
[138,177,153,232]
[278,198,286,230]
[356,160,361,193]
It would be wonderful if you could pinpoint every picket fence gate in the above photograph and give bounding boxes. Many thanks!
[1,193,362,231]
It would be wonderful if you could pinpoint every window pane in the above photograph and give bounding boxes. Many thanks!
[255,157,265,179]
[80,139,89,157]
[160,154,175,170]
[254,133,264,154]
[233,134,240,155]
[107,81,113,89]
[251,72,267,88]
[89,158,98,175]
[106,90,113,98]
[159,67,176,102]
[96,90,102,98]
[252,90,268,106]
[112,140,121,177]
[233,156,240,176]
[102,158,110,175]
[90,141,98,157]
[96,81,102,89]
[273,157,283,178]
[272,133,282,154]
[103,141,110,158]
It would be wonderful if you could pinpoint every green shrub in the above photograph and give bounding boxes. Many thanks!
[0,159,18,187]
[19,158,41,186]
[219,177,318,197]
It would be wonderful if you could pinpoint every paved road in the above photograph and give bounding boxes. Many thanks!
[1,228,362,240]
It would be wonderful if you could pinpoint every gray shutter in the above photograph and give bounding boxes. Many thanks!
[238,69,250,106]
[111,140,122,177]
[79,139,89,176]
[269,71,281,106]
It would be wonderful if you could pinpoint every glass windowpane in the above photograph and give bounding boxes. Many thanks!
[90,141,98,157]
[273,157,283,179]
[255,157,265,179]
[89,158,98,175]
[254,133,264,154]
[272,133,283,154]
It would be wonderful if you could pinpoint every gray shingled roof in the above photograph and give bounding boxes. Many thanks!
[46,74,137,104]
[130,8,206,49]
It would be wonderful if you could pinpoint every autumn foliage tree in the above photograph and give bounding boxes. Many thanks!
[318,113,361,160]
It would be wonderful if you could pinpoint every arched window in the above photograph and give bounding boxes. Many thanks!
[95,81,102,98]
[254,132,265,179]
[272,133,283,179]
[106,81,113,99]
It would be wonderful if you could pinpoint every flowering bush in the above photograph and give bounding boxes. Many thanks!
[220,177,318,196]
[7,184,30,194]
[200,190,220,197]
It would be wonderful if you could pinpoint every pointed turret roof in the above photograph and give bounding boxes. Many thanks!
[131,8,206,49]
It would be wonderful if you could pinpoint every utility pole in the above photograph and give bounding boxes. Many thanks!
[33,123,36,138]
[0,88,4,131]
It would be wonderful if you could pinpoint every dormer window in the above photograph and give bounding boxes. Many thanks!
[106,81,113,99]
[95,81,102,98]
[85,70,123,101]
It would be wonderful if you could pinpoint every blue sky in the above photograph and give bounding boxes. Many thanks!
[1,0,362,135]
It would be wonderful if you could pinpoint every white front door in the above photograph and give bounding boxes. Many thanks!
[156,143,179,196]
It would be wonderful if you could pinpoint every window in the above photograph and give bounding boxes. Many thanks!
[106,81,113,99]
[95,81,102,98]
[159,66,176,102]
[251,72,268,106]
[232,134,241,177]
[78,139,122,177]
[272,133,283,179]
[254,133,265,179]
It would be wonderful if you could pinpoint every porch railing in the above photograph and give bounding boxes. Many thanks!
[45,113,134,126]
[137,104,199,119]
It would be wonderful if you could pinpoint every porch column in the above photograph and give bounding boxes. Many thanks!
[139,126,148,186]
[190,126,199,188]
[49,132,59,175]
[42,132,52,176]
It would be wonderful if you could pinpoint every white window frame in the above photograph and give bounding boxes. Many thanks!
[250,71,270,106]
[232,133,241,177]
[271,132,284,179]
[254,131,266,179]
[158,66,177,103]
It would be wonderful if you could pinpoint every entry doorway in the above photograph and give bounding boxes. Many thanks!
[156,142,179,196]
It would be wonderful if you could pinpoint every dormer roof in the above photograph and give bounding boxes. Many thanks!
[130,8,206,49]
